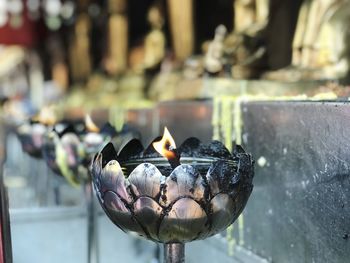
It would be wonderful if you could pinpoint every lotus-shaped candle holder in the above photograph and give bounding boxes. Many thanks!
[16,120,47,158]
[41,120,89,187]
[16,107,57,159]
[91,128,254,262]
[41,119,128,263]
[42,120,136,187]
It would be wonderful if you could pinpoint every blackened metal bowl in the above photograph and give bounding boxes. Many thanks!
[41,121,88,186]
[90,138,254,243]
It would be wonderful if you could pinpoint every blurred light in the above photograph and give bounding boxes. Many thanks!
[28,10,40,21]
[0,0,7,13]
[45,0,62,17]
[8,0,23,15]
[61,0,75,20]
[0,12,7,27]
[46,15,62,31]
[9,14,23,28]
[88,3,100,18]
[27,0,40,12]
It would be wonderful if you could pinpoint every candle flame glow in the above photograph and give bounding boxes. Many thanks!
[153,127,177,160]
[85,114,100,133]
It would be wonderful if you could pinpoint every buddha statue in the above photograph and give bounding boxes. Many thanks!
[104,0,128,76]
[204,25,227,76]
[224,0,270,79]
[142,3,166,72]
[263,0,350,81]
[167,0,194,62]
[69,13,92,82]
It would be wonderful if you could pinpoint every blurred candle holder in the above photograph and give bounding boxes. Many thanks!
[42,116,139,263]
[17,114,123,263]
[16,119,47,159]
[90,127,254,263]
[42,117,121,263]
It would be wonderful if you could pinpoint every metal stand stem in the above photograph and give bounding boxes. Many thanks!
[164,243,185,263]
[85,182,99,263]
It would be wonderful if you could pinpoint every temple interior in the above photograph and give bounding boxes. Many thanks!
[0,1,349,263]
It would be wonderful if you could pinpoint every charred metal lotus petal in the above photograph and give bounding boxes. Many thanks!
[100,160,131,203]
[117,139,144,161]
[209,193,235,236]
[109,125,142,155]
[100,122,117,137]
[101,143,118,168]
[234,184,253,218]
[198,140,232,159]
[206,160,240,196]
[134,196,162,240]
[158,198,208,243]
[161,165,206,206]
[104,191,146,236]
[91,153,103,182]
[128,163,165,198]
[178,137,201,157]
[56,125,76,138]
[234,145,245,154]
[236,151,254,182]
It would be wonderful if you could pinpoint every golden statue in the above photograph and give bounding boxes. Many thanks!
[104,0,128,76]
[225,0,270,79]
[204,25,227,75]
[69,13,92,82]
[263,0,350,81]
[142,3,166,71]
[234,0,269,34]
[167,0,194,62]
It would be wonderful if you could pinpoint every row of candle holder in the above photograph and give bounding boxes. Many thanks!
[14,112,254,263]
[15,114,135,186]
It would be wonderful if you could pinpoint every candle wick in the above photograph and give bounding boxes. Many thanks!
[168,148,181,169]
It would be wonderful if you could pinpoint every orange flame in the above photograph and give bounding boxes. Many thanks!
[85,114,100,133]
[153,127,177,160]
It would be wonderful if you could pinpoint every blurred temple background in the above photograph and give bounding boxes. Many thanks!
[1,0,350,263]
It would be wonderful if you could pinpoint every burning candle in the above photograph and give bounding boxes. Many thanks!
[85,114,100,133]
[152,127,180,169]
[90,129,254,247]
